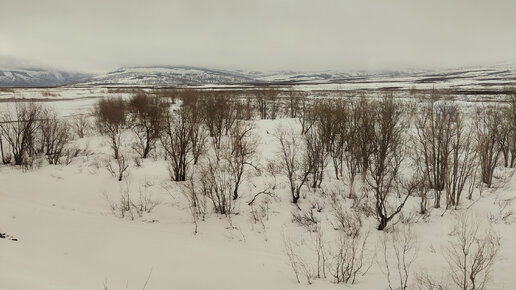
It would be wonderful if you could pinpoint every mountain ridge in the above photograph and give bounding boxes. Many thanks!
[2,65,516,89]
[0,67,91,87]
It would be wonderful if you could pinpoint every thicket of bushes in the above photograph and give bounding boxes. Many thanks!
[1,88,514,289]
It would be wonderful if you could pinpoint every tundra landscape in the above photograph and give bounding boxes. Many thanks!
[1,1,516,290]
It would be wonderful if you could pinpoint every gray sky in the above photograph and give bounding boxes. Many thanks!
[1,0,516,73]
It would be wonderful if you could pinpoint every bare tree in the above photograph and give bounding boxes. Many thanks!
[415,101,456,208]
[297,96,315,135]
[223,95,240,135]
[309,99,348,182]
[198,154,234,215]
[353,96,375,180]
[161,107,194,182]
[0,131,10,164]
[190,116,208,165]
[417,214,500,290]
[287,90,304,118]
[193,119,258,215]
[254,88,279,120]
[201,92,229,149]
[105,154,130,181]
[40,108,71,165]
[182,92,208,165]
[128,91,168,159]
[474,107,502,188]
[0,103,42,165]
[505,94,516,167]
[227,121,257,200]
[448,215,500,290]
[497,114,511,168]
[329,229,371,284]
[366,96,411,230]
[305,126,329,189]
[71,113,91,139]
[383,225,418,290]
[445,114,478,208]
[276,127,313,203]
[94,97,127,160]
[181,173,208,234]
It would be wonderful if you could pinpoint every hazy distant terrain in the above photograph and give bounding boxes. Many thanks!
[2,65,516,90]
[0,68,90,87]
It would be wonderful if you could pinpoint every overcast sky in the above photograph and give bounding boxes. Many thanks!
[1,0,516,73]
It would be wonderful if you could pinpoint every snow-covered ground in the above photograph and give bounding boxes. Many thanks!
[0,88,132,117]
[1,91,516,290]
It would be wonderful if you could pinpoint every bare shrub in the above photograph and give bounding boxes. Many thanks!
[201,92,232,149]
[104,185,133,220]
[197,121,256,214]
[0,103,42,165]
[383,225,418,290]
[0,133,11,164]
[366,96,411,230]
[249,193,275,232]
[161,107,194,182]
[286,91,306,118]
[40,108,71,165]
[474,107,503,188]
[417,214,500,290]
[445,114,478,209]
[283,234,314,284]
[94,97,127,160]
[182,95,207,165]
[297,96,314,135]
[328,229,371,284]
[71,114,91,139]
[105,155,130,181]
[312,225,327,279]
[353,96,376,180]
[254,88,279,120]
[291,207,320,232]
[104,182,159,220]
[276,127,312,203]
[305,126,329,189]
[497,112,511,168]
[447,215,500,290]
[132,184,160,217]
[415,101,457,208]
[225,121,257,199]
[199,155,234,215]
[310,99,349,182]
[505,93,516,167]
[128,91,168,158]
[330,200,362,237]
[181,174,209,234]
[61,144,92,166]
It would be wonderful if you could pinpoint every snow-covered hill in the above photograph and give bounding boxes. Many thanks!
[79,66,255,87]
[78,65,516,90]
[2,65,516,90]
[0,68,90,87]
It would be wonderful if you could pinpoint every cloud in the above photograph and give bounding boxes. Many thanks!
[1,0,515,73]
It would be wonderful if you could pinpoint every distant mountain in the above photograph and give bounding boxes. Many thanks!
[79,65,516,90]
[0,68,90,87]
[78,66,386,86]
[2,65,516,90]
[78,66,255,87]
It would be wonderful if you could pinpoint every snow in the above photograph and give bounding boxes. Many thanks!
[1,90,516,290]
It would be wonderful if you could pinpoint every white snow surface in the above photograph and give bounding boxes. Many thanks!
[1,96,516,290]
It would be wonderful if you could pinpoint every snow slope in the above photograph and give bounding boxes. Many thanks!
[77,65,516,90]
[0,68,90,87]
[1,104,516,290]
[79,66,255,87]
[2,65,516,91]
